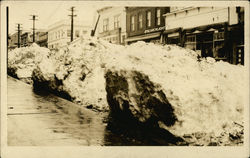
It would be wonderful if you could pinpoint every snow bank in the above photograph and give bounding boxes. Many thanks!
[8,43,50,83]
[8,37,246,145]
[102,41,246,138]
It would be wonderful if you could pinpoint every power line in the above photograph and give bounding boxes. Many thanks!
[30,15,38,43]
[68,7,77,42]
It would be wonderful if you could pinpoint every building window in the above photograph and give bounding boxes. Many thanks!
[67,30,71,37]
[146,11,151,27]
[75,30,80,37]
[185,35,196,51]
[138,13,143,29]
[131,15,135,31]
[103,18,109,32]
[114,15,120,29]
[156,9,161,25]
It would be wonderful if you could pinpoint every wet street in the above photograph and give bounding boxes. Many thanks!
[7,76,110,146]
[7,76,181,146]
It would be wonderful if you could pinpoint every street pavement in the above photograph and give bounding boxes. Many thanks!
[7,76,107,146]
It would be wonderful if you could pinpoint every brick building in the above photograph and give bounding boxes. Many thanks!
[125,7,170,44]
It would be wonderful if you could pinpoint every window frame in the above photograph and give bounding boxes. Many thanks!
[131,15,135,31]
[156,8,161,26]
[114,15,120,29]
[146,11,151,28]
[138,13,143,29]
[103,18,109,32]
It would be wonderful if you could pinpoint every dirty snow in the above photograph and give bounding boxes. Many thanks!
[8,37,247,142]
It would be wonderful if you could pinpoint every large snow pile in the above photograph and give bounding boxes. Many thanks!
[32,38,109,111]
[8,37,247,145]
[102,41,246,139]
[8,43,50,82]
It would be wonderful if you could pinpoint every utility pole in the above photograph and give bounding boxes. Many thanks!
[16,23,22,48]
[30,15,38,43]
[7,6,9,68]
[68,7,77,42]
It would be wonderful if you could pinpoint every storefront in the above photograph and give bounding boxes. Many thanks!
[164,22,235,62]
[125,31,163,44]
[163,7,244,65]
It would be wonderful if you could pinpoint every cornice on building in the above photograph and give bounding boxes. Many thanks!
[97,7,113,13]
[163,7,194,16]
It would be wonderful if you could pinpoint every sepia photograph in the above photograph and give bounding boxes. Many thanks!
[0,0,249,158]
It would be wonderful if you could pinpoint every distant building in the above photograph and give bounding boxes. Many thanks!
[20,31,33,47]
[8,32,20,50]
[125,7,170,44]
[96,7,127,45]
[47,19,91,49]
[36,31,48,48]
[163,7,244,65]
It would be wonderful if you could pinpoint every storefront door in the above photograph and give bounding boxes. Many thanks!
[196,32,213,58]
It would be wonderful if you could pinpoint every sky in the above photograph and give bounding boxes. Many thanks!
[4,1,110,34]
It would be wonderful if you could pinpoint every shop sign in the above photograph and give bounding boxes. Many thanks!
[144,26,165,34]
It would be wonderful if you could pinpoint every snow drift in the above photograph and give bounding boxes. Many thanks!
[8,43,50,83]
[8,37,247,145]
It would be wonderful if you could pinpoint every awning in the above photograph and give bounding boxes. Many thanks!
[125,32,161,42]
[163,27,182,34]
[184,22,228,33]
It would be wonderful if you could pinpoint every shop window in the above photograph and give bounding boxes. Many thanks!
[146,11,151,27]
[103,18,109,32]
[131,15,135,31]
[138,13,143,29]
[213,32,224,41]
[168,37,179,45]
[156,9,161,25]
[185,35,196,51]
[213,32,225,58]
[114,15,120,29]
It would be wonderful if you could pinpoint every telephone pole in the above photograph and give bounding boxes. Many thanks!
[68,7,77,42]
[30,15,38,43]
[7,6,9,67]
[16,23,22,48]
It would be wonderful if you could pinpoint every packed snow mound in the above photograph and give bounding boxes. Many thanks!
[31,37,110,111]
[8,43,50,80]
[101,41,246,137]
[9,37,246,145]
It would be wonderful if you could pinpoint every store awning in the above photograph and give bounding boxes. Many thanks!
[163,27,182,34]
[184,22,228,33]
[125,32,161,42]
